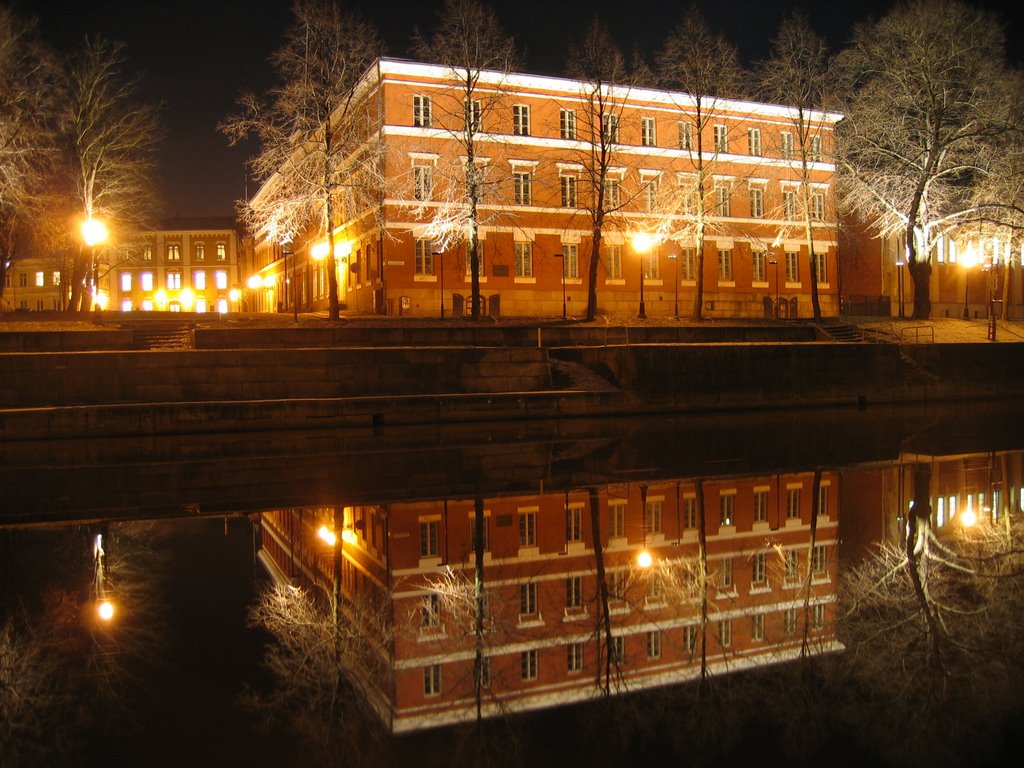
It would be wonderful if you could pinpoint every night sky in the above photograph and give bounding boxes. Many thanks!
[18,0,1022,220]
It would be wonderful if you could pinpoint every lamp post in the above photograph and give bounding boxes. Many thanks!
[81,217,108,312]
[895,259,905,318]
[667,251,679,318]
[433,251,445,318]
[632,233,654,320]
[555,249,567,319]
[768,258,779,317]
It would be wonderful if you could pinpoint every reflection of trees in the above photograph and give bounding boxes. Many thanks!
[837,462,1024,765]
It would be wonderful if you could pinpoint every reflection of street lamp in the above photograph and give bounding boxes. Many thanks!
[961,244,978,319]
[768,258,779,317]
[555,249,567,319]
[81,218,108,311]
[632,233,655,319]
[93,531,115,622]
[666,251,679,318]
[637,549,653,569]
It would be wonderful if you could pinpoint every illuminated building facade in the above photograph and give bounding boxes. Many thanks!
[249,58,842,319]
[257,470,840,732]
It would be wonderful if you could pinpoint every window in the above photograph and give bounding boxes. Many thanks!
[641,116,656,147]
[566,504,583,542]
[787,487,801,518]
[781,131,794,159]
[642,250,659,280]
[513,104,530,136]
[141,272,153,291]
[413,165,433,201]
[609,502,626,537]
[215,270,228,290]
[720,557,734,589]
[713,124,728,153]
[561,175,577,208]
[52,272,61,286]
[678,121,692,150]
[193,271,205,290]
[424,664,442,696]
[681,249,696,281]
[606,245,622,280]
[611,636,625,665]
[752,613,765,641]
[602,113,618,143]
[754,489,768,522]
[34,271,44,287]
[811,191,825,221]
[195,243,205,261]
[510,240,533,278]
[216,243,226,261]
[784,607,798,636]
[167,244,181,261]
[567,642,584,672]
[748,127,761,156]
[813,603,826,628]
[750,187,764,218]
[647,630,662,660]
[642,178,658,212]
[18,272,26,287]
[143,245,153,261]
[752,552,767,584]
[783,188,798,219]
[520,582,538,616]
[422,593,441,628]
[604,177,621,208]
[560,109,576,140]
[521,649,538,680]
[415,239,434,275]
[752,251,767,283]
[717,249,733,282]
[519,510,536,546]
[683,496,698,529]
[645,500,663,534]
[513,171,531,205]
[815,252,827,284]
[720,493,735,526]
[809,134,822,162]
[714,184,730,217]
[684,625,697,653]
[785,551,799,580]
[719,618,732,647]
[413,95,431,127]
[566,576,583,609]
[562,244,579,279]
[785,251,799,282]
[420,519,439,558]
[120,273,132,292]
[465,98,482,131]
[608,570,627,602]
[813,545,827,574]
[469,515,488,551]
[167,271,182,289]
[817,484,829,517]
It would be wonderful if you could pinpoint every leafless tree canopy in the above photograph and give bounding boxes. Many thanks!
[222,0,383,320]
[833,0,1018,319]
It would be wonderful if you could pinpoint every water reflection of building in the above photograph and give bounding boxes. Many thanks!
[257,471,840,733]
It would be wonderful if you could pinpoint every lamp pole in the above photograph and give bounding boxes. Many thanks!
[668,252,679,318]
[556,249,566,319]
[631,233,654,320]
[433,251,445,318]
[768,258,779,318]
[896,260,905,318]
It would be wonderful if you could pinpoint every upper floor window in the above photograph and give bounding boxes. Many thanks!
[513,104,530,136]
[120,272,132,292]
[514,241,533,278]
[641,117,656,147]
[193,270,206,290]
[561,175,577,208]
[714,184,731,217]
[167,271,182,290]
[815,252,828,284]
[562,244,579,279]
[713,124,728,153]
[781,131,794,160]
[811,191,825,221]
[560,109,576,140]
[786,251,800,282]
[602,113,619,144]
[678,121,692,150]
[750,186,764,218]
[717,249,733,282]
[215,270,228,290]
[810,134,823,162]
[748,128,761,156]
[413,95,432,127]
[167,244,181,261]
[606,245,622,280]
[216,243,226,261]
[465,99,482,132]
[420,519,439,557]
[642,177,658,212]
[195,243,205,261]
[783,188,798,219]
[604,177,621,208]
[34,271,44,287]
[513,171,532,205]
[413,165,433,201]
[415,238,434,275]
[143,245,153,261]
[141,272,154,291]
[752,250,767,283]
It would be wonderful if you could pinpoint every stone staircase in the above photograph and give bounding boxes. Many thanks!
[817,322,865,342]
[121,321,195,350]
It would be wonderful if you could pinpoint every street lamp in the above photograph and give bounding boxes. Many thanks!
[895,259,905,318]
[632,233,655,319]
[667,251,679,318]
[555,249,567,319]
[961,243,978,319]
[81,217,108,311]
[433,251,445,318]
[768,258,779,317]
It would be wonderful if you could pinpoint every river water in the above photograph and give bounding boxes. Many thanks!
[3,402,1023,767]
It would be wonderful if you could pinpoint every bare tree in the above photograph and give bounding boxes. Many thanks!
[566,18,636,322]
[833,0,1018,319]
[64,37,160,312]
[223,0,382,320]
[0,6,60,307]
[757,12,834,321]
[410,0,519,321]
[657,7,746,320]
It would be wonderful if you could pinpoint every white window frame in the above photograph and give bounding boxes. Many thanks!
[641,116,656,147]
[413,94,431,128]
[513,104,530,136]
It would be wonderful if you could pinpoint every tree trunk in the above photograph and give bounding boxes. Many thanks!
[909,259,932,320]
[589,487,614,696]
